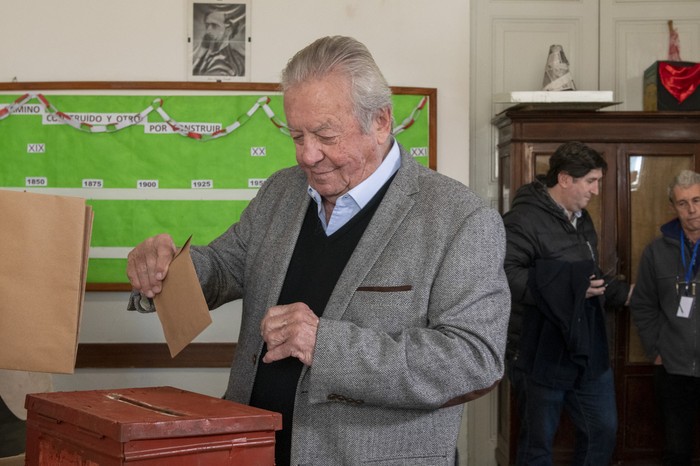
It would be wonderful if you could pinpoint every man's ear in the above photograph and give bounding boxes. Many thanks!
[373,107,393,145]
[557,171,572,188]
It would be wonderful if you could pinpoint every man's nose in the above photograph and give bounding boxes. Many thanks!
[298,137,323,165]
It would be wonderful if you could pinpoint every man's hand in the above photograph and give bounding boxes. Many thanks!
[126,234,177,298]
[586,275,606,299]
[260,303,319,366]
[625,284,635,306]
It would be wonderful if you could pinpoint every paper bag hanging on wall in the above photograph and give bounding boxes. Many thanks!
[0,189,93,374]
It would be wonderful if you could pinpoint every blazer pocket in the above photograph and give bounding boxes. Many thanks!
[348,285,421,331]
[361,454,450,465]
[356,285,412,292]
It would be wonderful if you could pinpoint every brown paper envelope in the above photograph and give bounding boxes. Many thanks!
[77,206,94,357]
[0,189,93,374]
[153,236,212,357]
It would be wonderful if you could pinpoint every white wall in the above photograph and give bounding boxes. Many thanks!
[1,0,479,462]
[0,0,471,383]
[0,0,470,183]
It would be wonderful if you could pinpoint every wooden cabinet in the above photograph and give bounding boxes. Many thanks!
[492,109,700,465]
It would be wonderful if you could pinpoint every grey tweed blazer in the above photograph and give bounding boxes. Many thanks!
[190,146,510,466]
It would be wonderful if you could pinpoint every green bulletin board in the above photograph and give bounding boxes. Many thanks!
[0,82,436,289]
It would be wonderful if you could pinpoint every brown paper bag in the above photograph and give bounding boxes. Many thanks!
[153,236,212,357]
[0,189,93,374]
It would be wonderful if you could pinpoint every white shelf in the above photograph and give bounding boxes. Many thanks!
[493,90,615,103]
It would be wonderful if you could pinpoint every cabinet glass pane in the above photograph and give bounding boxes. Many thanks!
[628,155,693,363]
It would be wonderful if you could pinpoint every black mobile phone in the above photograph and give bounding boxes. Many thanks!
[599,270,617,287]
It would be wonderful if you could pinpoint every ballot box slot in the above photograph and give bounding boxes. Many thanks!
[106,393,185,417]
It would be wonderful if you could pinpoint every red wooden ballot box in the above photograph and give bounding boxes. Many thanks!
[24,386,282,465]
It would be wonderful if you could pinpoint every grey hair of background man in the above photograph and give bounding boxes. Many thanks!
[668,169,700,202]
[280,36,393,134]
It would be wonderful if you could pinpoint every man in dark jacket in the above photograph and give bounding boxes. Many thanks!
[630,169,700,466]
[503,141,631,465]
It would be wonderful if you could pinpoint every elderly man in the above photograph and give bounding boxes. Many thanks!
[128,35,509,466]
[631,169,700,466]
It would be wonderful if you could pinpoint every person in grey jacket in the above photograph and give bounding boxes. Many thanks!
[127,36,510,466]
[630,169,700,466]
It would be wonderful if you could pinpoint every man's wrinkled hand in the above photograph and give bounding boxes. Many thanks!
[260,302,319,366]
[126,234,177,299]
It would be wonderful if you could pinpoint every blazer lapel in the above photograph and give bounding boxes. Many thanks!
[321,148,420,321]
[257,171,311,314]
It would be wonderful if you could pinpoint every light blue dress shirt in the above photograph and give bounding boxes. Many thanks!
[307,140,401,236]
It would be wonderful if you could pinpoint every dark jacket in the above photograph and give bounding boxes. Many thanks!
[503,177,627,388]
[630,218,700,377]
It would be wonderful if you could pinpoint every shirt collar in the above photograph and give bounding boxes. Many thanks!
[566,208,582,221]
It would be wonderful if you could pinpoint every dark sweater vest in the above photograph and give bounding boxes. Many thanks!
[249,177,393,466]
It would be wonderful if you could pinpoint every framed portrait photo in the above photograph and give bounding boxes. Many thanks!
[188,0,251,82]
